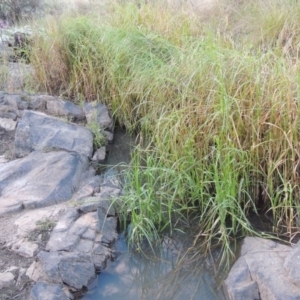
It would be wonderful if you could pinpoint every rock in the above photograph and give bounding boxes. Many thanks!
[38,251,95,289]
[83,102,113,132]
[14,206,64,237]
[5,266,19,273]
[96,215,118,245]
[45,209,115,271]
[28,95,47,110]
[14,110,93,158]
[79,196,115,215]
[72,175,102,201]
[46,99,85,120]
[103,130,114,143]
[51,209,79,233]
[284,242,300,286]
[3,94,28,110]
[12,240,39,257]
[30,282,70,300]
[0,117,17,131]
[0,108,17,120]
[92,147,106,163]
[0,272,15,289]
[46,211,96,252]
[225,237,299,300]
[92,242,111,270]
[26,261,48,282]
[0,150,89,215]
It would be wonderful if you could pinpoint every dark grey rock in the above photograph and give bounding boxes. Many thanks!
[46,99,85,120]
[92,243,111,270]
[28,95,47,110]
[0,151,89,215]
[38,251,95,289]
[0,109,17,120]
[83,102,113,132]
[4,94,28,110]
[79,197,115,215]
[30,282,70,300]
[225,237,299,300]
[14,110,93,158]
[96,215,118,245]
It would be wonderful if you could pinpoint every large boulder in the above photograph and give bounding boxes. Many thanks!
[0,150,89,215]
[14,110,93,158]
[225,237,300,300]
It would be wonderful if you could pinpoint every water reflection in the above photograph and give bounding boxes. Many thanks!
[82,232,227,300]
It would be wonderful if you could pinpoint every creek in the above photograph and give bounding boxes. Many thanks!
[82,128,231,300]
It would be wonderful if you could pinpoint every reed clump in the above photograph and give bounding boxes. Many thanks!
[29,0,300,253]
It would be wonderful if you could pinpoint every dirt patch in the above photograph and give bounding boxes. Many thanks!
[0,244,34,300]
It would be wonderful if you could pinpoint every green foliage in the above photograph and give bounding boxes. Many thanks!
[29,0,300,255]
[87,120,106,148]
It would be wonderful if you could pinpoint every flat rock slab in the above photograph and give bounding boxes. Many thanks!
[0,150,88,215]
[30,282,70,300]
[225,237,298,300]
[14,110,93,158]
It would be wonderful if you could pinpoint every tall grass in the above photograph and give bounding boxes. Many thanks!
[29,0,300,255]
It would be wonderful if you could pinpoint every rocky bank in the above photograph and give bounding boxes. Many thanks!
[0,91,121,299]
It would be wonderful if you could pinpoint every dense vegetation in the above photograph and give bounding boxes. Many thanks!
[28,0,300,257]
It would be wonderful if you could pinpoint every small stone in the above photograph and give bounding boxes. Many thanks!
[5,266,18,273]
[0,272,14,289]
[92,147,106,163]
[83,102,113,131]
[0,117,17,131]
[26,261,48,282]
[12,240,39,258]
[104,130,114,143]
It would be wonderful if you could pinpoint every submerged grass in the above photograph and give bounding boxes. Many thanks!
[29,0,300,257]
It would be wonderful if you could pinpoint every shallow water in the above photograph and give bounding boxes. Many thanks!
[82,232,228,300]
